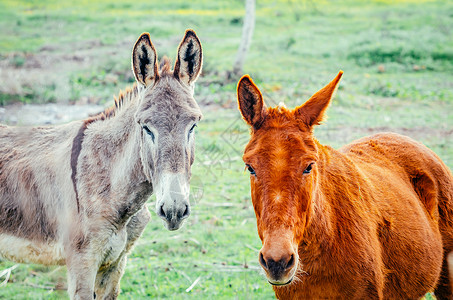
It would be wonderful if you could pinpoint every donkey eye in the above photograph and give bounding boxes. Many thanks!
[246,164,256,176]
[142,125,155,142]
[188,123,197,140]
[303,163,314,174]
[189,123,197,135]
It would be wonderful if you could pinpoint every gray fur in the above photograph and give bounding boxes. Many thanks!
[0,30,203,300]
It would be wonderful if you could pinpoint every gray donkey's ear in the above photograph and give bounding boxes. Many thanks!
[132,33,159,87]
[174,29,203,86]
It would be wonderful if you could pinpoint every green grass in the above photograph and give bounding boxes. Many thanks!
[1,0,453,298]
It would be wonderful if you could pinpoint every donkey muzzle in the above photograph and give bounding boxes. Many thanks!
[259,230,299,285]
[155,173,191,231]
[157,200,190,231]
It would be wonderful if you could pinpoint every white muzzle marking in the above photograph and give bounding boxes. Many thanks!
[155,172,190,230]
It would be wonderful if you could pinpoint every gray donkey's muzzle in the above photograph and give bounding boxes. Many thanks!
[155,172,190,230]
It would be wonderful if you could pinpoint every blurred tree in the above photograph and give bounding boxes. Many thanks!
[231,0,255,78]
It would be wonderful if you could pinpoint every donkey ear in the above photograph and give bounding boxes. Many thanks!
[174,29,203,86]
[295,71,343,128]
[237,75,266,128]
[132,33,159,87]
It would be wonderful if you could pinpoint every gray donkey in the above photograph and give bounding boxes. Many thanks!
[0,29,203,299]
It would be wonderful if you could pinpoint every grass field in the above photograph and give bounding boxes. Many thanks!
[0,0,452,299]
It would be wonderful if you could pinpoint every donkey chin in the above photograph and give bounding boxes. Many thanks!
[155,172,191,231]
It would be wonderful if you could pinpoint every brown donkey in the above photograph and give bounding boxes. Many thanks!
[237,71,453,299]
[0,30,203,299]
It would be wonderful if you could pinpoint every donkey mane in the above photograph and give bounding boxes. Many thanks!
[90,57,173,123]
[159,56,173,75]
[257,106,311,131]
[93,85,140,121]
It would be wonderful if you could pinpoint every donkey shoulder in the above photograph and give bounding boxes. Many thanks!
[340,132,452,219]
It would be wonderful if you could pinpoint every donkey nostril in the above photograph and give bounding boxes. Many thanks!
[287,254,295,269]
[259,252,268,269]
[182,204,190,218]
[159,204,166,218]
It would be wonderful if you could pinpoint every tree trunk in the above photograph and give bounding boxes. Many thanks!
[232,0,256,76]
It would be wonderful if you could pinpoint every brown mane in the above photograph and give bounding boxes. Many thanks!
[258,106,311,131]
[159,56,172,75]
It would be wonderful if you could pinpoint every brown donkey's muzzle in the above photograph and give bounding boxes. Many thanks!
[259,249,297,285]
[259,230,298,285]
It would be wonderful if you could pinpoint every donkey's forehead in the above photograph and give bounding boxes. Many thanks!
[143,77,195,106]
[244,129,317,161]
[138,77,202,123]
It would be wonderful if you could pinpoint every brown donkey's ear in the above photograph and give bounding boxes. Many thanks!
[174,29,203,86]
[295,71,343,128]
[237,75,266,128]
[132,33,159,87]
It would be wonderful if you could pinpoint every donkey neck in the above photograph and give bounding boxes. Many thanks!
[91,101,146,182]
[302,141,362,253]
[75,94,152,225]
[95,104,146,183]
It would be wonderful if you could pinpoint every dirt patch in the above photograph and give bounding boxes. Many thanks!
[0,103,104,126]
[0,34,185,106]
[0,37,138,103]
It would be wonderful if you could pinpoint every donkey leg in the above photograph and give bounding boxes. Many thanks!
[94,207,151,300]
[350,276,383,300]
[67,254,98,300]
[66,223,126,300]
[94,257,127,300]
[434,251,453,300]
[350,256,385,300]
[124,206,151,253]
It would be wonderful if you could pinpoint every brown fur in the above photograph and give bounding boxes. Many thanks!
[237,72,453,299]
